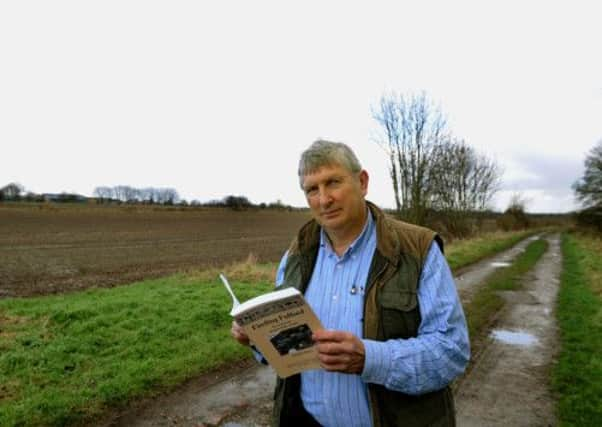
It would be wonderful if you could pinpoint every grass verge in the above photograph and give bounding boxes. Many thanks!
[553,233,602,426]
[445,229,536,271]
[0,229,537,426]
[0,276,271,426]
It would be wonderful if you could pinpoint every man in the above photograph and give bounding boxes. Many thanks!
[232,140,470,426]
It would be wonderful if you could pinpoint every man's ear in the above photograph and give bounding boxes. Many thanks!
[359,170,369,196]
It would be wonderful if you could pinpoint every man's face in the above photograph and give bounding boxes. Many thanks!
[302,163,368,234]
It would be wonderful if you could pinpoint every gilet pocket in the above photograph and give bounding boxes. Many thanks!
[378,288,419,339]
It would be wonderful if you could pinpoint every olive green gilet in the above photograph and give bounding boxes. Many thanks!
[272,202,455,427]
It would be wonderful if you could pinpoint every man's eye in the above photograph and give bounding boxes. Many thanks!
[305,188,318,196]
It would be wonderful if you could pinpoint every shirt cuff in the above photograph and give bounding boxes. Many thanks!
[361,339,392,385]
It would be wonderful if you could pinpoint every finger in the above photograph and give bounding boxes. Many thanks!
[231,321,246,335]
[232,320,242,330]
[318,339,358,355]
[313,330,350,343]
[320,361,349,372]
[320,355,364,374]
[313,329,347,342]
[231,321,250,345]
[318,353,350,365]
[316,341,345,355]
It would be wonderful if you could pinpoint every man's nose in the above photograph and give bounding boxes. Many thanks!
[319,189,332,206]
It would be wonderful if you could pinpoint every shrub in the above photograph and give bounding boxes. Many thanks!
[574,206,602,232]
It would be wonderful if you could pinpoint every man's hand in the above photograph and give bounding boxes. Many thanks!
[231,320,250,346]
[313,330,365,374]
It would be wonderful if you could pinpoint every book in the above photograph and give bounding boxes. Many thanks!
[220,274,323,378]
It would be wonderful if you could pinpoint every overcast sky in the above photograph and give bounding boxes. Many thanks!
[1,1,601,213]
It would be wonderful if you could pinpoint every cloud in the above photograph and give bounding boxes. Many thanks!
[502,154,583,191]
[494,154,584,212]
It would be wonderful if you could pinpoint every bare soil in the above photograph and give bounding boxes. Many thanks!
[93,234,561,427]
[0,204,309,298]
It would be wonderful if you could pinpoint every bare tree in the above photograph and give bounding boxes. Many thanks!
[140,187,155,203]
[572,139,602,230]
[111,185,138,202]
[0,182,25,201]
[165,188,180,205]
[94,185,180,205]
[431,140,501,235]
[154,188,179,205]
[432,139,501,211]
[93,186,114,203]
[373,94,403,213]
[123,186,138,202]
[373,91,448,225]
[573,139,602,209]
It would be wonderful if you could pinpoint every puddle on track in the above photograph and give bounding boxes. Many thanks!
[490,329,539,346]
[490,261,512,267]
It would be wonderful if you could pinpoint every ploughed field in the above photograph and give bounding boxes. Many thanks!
[0,204,310,298]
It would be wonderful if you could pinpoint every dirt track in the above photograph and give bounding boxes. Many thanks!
[455,233,560,426]
[95,234,561,427]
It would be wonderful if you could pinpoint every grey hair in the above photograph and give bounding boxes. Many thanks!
[298,139,362,188]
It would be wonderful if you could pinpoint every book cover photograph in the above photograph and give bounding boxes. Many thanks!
[220,274,323,378]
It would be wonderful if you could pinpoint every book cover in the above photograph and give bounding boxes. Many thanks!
[228,284,323,378]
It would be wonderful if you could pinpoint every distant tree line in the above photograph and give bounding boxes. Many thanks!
[91,186,295,210]
[93,185,181,205]
[0,182,297,211]
[0,182,87,203]
[203,196,293,211]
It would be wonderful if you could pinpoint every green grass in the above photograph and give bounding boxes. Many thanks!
[0,277,271,426]
[445,230,536,271]
[553,233,602,426]
[462,237,548,342]
[0,229,540,426]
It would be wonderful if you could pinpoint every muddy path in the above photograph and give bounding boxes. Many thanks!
[454,234,541,304]
[454,233,561,426]
[95,234,559,427]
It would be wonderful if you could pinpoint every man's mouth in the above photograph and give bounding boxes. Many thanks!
[321,209,341,218]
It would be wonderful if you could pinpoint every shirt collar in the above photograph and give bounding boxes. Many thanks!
[320,208,375,258]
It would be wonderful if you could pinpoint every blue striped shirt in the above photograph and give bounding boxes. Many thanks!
[274,211,470,427]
